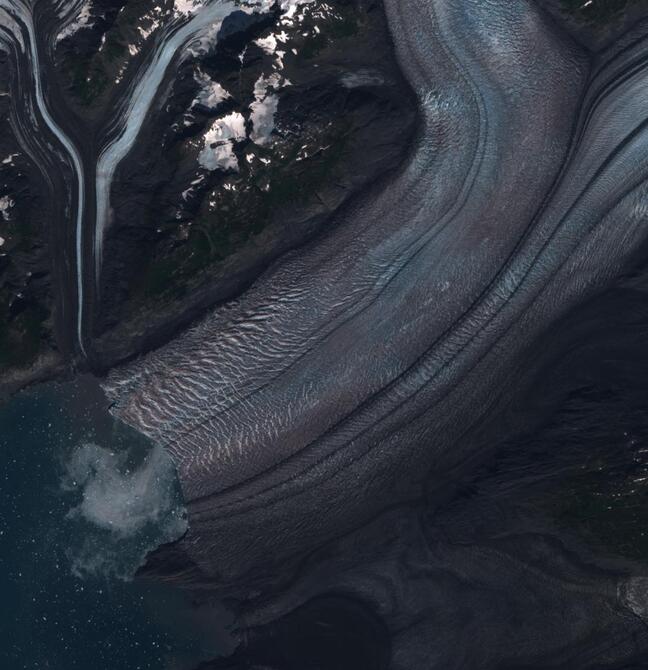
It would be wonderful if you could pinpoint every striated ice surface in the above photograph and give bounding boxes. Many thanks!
[104,0,648,588]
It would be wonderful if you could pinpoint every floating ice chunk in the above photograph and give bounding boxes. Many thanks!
[64,443,186,538]
[63,441,187,579]
[199,112,246,171]
[1,153,18,165]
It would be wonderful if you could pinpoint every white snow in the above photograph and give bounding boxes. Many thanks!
[0,195,14,221]
[240,0,314,26]
[280,0,314,20]
[255,34,278,54]
[198,112,246,171]
[137,18,160,41]
[249,73,284,146]
[182,175,206,200]
[192,69,230,110]
[174,0,203,16]
[250,93,279,146]
[57,1,93,43]
[254,26,294,70]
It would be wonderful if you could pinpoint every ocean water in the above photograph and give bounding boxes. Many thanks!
[0,377,231,670]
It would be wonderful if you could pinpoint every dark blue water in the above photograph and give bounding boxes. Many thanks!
[0,377,232,670]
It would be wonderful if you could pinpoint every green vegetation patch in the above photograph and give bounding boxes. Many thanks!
[547,432,648,562]
[137,119,351,301]
[61,0,166,107]
[298,5,360,60]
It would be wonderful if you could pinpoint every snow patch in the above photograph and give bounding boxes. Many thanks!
[249,73,284,146]
[199,112,247,171]
[0,195,14,222]
[174,0,204,16]
[280,0,315,19]
[255,34,277,54]
[192,69,230,110]
[57,1,93,43]
[137,18,160,41]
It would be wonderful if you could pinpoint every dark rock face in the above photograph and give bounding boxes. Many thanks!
[0,0,417,389]
[196,596,390,670]
[0,52,63,389]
